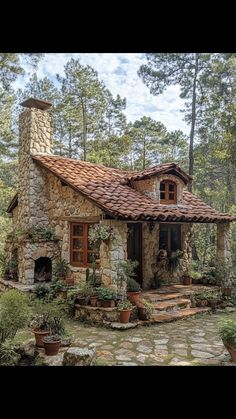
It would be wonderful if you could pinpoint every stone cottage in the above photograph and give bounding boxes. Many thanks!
[5,98,236,289]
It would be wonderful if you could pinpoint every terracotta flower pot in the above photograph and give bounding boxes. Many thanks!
[183,276,192,286]
[101,300,112,308]
[33,329,50,348]
[43,338,61,356]
[127,291,140,305]
[90,296,98,307]
[118,309,132,323]
[223,342,236,363]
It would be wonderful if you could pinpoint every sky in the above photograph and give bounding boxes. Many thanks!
[15,53,189,135]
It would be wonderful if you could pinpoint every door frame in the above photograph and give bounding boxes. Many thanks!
[127,222,143,286]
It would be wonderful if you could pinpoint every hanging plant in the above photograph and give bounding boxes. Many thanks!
[88,224,115,246]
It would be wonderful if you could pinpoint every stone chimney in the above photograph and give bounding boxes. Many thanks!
[18,98,53,229]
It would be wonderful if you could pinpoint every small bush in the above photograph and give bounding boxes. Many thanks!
[0,340,20,366]
[34,283,50,300]
[219,319,236,346]
[0,290,31,343]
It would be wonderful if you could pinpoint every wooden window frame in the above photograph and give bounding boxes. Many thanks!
[70,222,99,268]
[159,224,181,255]
[160,180,177,204]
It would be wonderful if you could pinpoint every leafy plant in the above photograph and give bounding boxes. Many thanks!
[126,277,141,292]
[77,282,93,298]
[97,287,116,300]
[88,224,115,245]
[7,227,59,242]
[43,335,61,343]
[167,250,183,273]
[0,340,21,366]
[137,298,155,319]
[117,299,133,310]
[118,259,139,282]
[53,259,69,280]
[34,283,50,300]
[0,290,31,343]
[219,319,236,346]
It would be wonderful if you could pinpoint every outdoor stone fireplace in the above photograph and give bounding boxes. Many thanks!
[18,239,60,284]
[34,257,52,282]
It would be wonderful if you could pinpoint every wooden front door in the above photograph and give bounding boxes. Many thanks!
[127,223,142,286]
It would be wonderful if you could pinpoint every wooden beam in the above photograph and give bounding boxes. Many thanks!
[54,216,101,222]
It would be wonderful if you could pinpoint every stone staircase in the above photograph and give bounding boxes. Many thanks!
[141,285,213,324]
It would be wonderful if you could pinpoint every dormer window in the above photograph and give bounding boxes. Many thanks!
[160,181,177,204]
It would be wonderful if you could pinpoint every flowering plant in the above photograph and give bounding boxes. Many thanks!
[88,224,115,245]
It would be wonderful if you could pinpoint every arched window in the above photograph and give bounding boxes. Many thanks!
[160,180,177,204]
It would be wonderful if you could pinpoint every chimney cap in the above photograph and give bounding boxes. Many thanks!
[20,98,52,110]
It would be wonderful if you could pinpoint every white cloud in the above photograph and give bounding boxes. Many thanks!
[14,53,189,135]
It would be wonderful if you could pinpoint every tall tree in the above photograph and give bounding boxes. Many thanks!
[138,53,218,190]
[57,59,107,160]
[0,53,43,90]
[128,117,167,170]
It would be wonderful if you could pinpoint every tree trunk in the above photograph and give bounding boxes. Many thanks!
[188,53,199,192]
[81,98,87,161]
[143,137,146,169]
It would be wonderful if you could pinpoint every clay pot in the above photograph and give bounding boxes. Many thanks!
[65,276,74,285]
[183,276,192,286]
[43,337,61,356]
[118,309,131,323]
[90,296,98,307]
[127,291,141,305]
[33,329,50,348]
[101,300,112,308]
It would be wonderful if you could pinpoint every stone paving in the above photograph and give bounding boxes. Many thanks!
[61,309,236,365]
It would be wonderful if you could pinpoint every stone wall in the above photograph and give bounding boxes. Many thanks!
[18,108,53,229]
[132,174,186,204]
[46,171,102,282]
[142,222,192,287]
[18,239,60,284]
[99,220,128,291]
[142,222,159,290]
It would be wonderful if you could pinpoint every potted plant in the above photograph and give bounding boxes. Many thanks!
[54,258,70,282]
[76,283,93,305]
[30,314,50,347]
[219,319,236,363]
[137,298,155,320]
[182,271,192,286]
[117,299,133,323]
[126,277,141,305]
[43,335,61,356]
[118,260,141,305]
[88,224,115,247]
[167,250,183,274]
[96,286,116,307]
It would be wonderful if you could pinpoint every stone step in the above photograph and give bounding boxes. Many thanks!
[153,298,191,312]
[144,293,184,302]
[149,307,211,324]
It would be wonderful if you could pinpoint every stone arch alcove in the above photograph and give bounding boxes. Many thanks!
[34,257,52,282]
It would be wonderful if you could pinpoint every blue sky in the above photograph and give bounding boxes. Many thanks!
[15,53,189,134]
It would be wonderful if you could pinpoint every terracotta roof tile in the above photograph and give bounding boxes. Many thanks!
[8,154,236,223]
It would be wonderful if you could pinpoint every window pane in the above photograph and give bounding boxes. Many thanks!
[159,229,168,251]
[73,238,83,250]
[171,226,181,251]
[72,252,83,262]
[169,193,175,200]
[160,192,165,199]
[169,184,174,192]
[160,183,165,191]
[73,224,83,236]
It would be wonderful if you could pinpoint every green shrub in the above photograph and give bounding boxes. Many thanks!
[0,290,31,343]
[97,287,116,300]
[219,319,236,346]
[126,277,141,292]
[0,340,20,366]
[31,299,65,336]
[34,283,50,300]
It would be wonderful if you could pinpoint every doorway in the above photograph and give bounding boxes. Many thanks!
[127,223,142,286]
